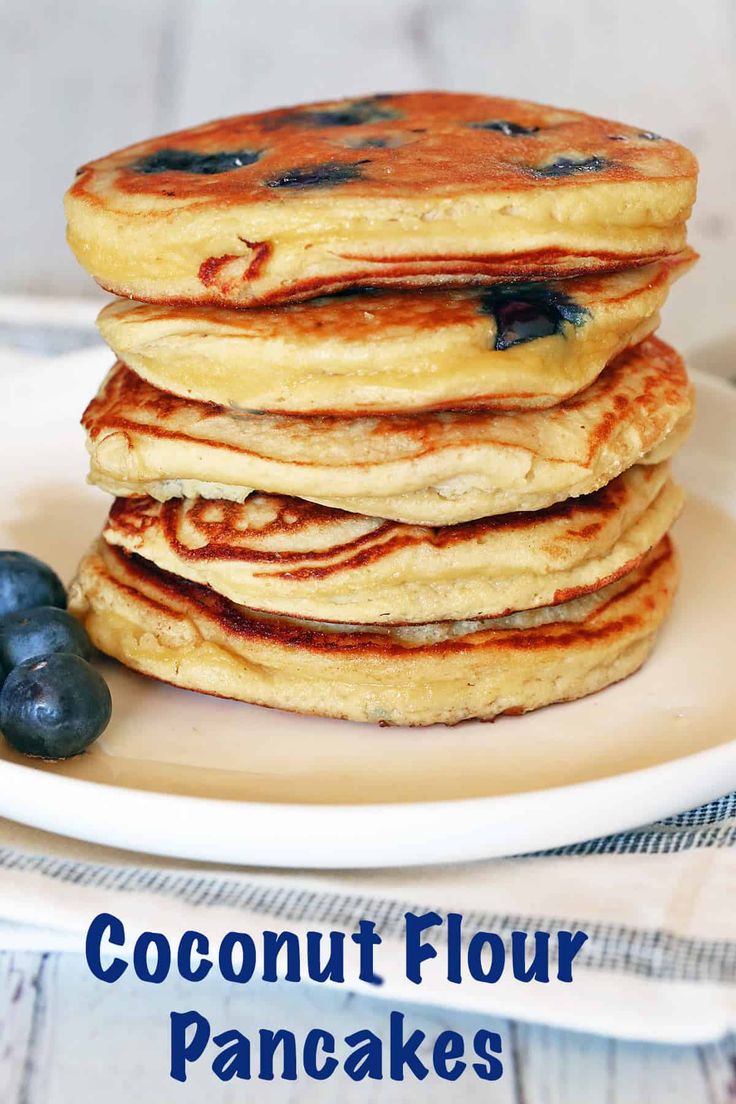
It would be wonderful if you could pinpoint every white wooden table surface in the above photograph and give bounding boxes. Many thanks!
[0,952,734,1102]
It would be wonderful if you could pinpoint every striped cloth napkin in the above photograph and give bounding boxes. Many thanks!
[0,797,733,1044]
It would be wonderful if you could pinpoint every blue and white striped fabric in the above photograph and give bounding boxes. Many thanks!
[0,789,734,991]
[547,792,736,856]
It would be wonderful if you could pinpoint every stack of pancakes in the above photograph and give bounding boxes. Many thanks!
[65,93,698,726]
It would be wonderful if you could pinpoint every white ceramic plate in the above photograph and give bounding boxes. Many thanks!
[1,345,735,868]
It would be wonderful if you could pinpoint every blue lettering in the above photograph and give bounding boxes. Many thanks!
[467,932,505,983]
[133,931,171,984]
[170,1010,210,1082]
[405,911,442,984]
[177,930,212,982]
[258,1029,298,1080]
[389,1010,428,1081]
[512,931,550,982]
[432,1029,465,1080]
[351,920,383,985]
[218,932,256,983]
[557,930,588,981]
[212,1029,250,1081]
[472,1029,504,1081]
[344,1028,382,1080]
[303,1029,338,1079]
[85,912,127,984]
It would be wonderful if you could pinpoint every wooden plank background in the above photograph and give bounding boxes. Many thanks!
[1,953,735,1102]
[2,0,735,376]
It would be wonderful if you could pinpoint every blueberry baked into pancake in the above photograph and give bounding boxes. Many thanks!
[97,251,695,416]
[65,92,697,307]
[64,91,698,727]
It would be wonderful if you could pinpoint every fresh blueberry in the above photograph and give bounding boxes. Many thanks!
[478,283,590,351]
[471,120,540,136]
[0,606,93,670]
[267,97,401,128]
[133,148,263,174]
[526,155,610,178]
[0,551,66,617]
[0,653,111,759]
[0,655,8,689]
[264,160,369,189]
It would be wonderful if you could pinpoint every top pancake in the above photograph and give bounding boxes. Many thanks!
[65,91,698,306]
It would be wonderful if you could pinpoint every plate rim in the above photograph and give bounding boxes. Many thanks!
[0,716,733,816]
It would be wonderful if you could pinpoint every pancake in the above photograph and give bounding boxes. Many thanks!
[69,536,679,726]
[96,251,695,415]
[83,337,693,525]
[103,463,682,624]
[65,92,698,307]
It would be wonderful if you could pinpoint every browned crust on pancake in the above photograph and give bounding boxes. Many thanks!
[109,494,393,569]
[107,468,647,574]
[68,93,696,306]
[98,251,665,310]
[98,253,694,415]
[82,337,691,476]
[199,239,273,292]
[107,451,678,623]
[105,258,693,339]
[71,91,696,207]
[98,537,674,658]
[107,505,653,625]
